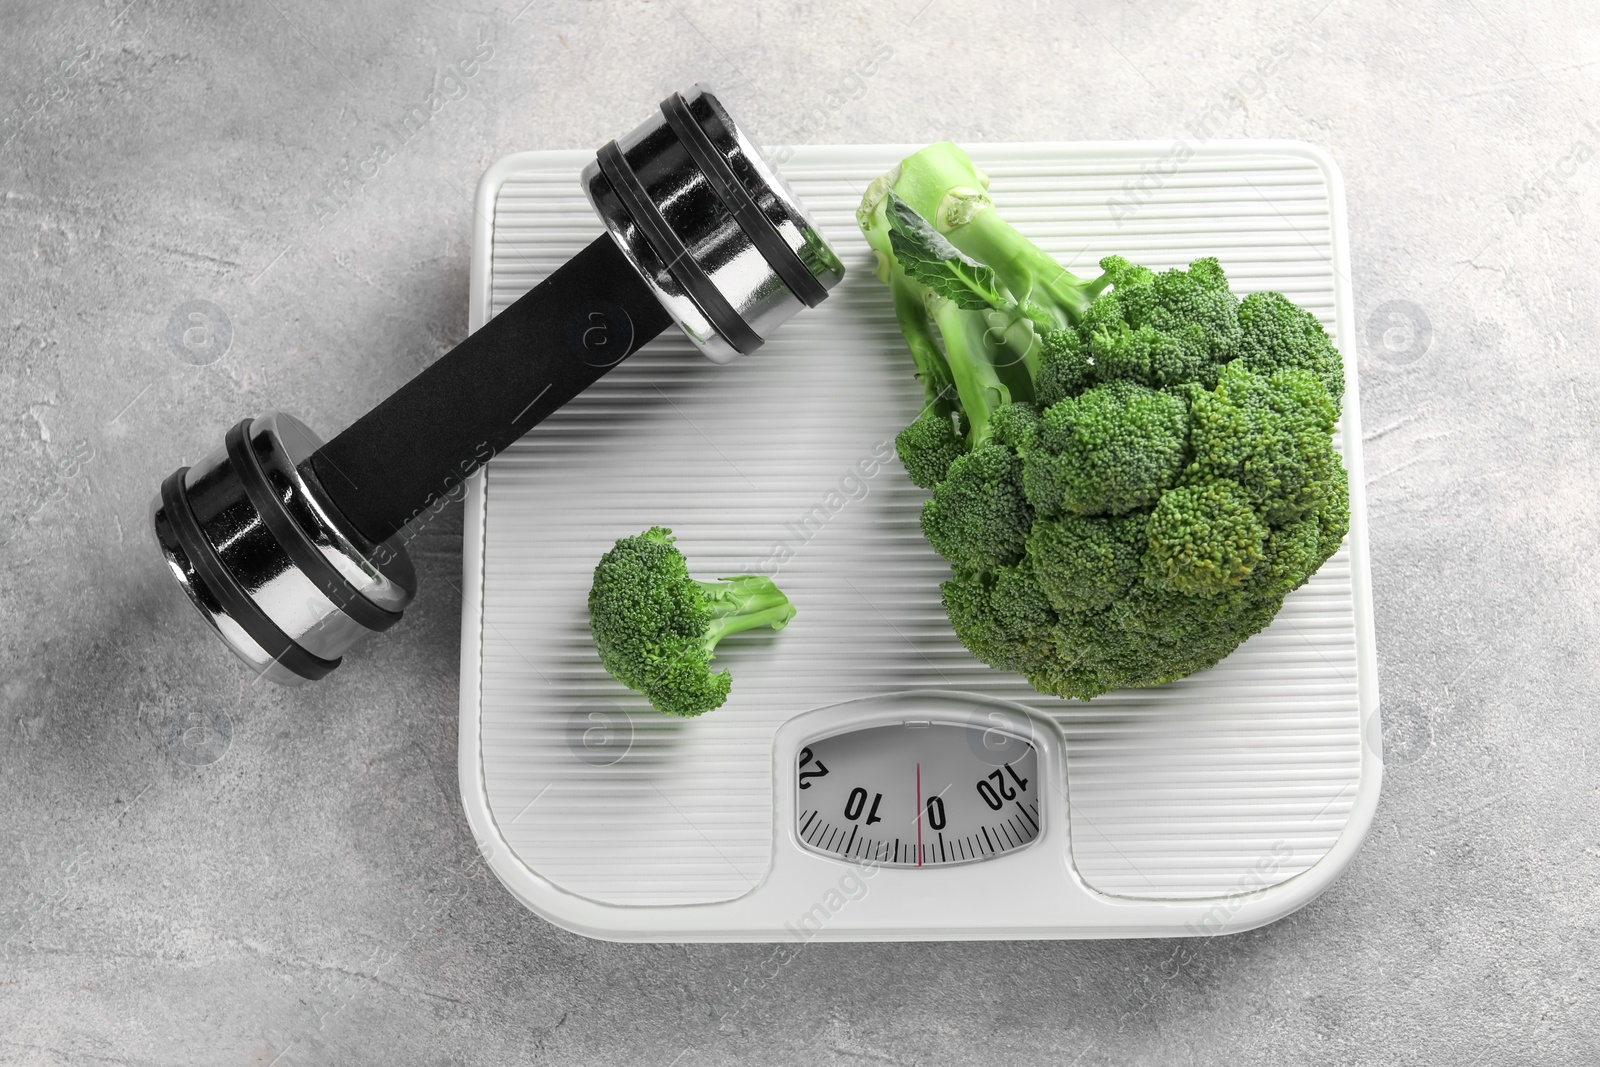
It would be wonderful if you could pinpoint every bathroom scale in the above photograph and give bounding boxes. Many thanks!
[457,141,1380,941]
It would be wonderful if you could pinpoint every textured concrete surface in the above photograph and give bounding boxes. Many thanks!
[1,0,1597,1063]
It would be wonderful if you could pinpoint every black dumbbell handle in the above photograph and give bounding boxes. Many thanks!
[309,234,672,545]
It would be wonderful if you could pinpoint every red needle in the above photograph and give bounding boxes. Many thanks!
[915,761,923,868]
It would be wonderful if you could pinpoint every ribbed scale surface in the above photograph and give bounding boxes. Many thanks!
[473,145,1366,904]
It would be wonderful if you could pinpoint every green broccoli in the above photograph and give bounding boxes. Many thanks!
[588,527,796,717]
[1026,380,1190,518]
[895,410,967,490]
[859,142,1349,699]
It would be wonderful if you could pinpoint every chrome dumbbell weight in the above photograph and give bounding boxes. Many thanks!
[151,85,843,684]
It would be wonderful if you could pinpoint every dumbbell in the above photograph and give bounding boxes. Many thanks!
[151,85,844,685]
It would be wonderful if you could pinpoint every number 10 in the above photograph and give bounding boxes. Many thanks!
[845,787,883,825]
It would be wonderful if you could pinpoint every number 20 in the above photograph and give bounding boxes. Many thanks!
[797,746,829,790]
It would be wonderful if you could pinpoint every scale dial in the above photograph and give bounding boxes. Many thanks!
[795,721,1041,867]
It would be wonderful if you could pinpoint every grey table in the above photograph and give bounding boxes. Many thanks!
[2,1,1595,1063]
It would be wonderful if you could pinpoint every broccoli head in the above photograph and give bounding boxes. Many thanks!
[588,527,796,717]
[859,143,1350,699]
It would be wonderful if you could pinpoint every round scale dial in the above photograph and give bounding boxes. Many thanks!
[795,721,1041,867]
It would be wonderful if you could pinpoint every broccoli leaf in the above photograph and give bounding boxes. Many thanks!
[885,192,1004,311]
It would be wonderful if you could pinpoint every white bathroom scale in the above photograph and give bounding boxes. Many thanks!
[457,141,1381,941]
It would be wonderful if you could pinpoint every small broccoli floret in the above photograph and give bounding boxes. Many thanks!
[1081,256,1242,390]
[1147,257,1243,369]
[1026,381,1189,517]
[1087,320,1187,387]
[1237,290,1345,409]
[896,410,968,489]
[859,142,1351,699]
[1143,480,1269,595]
[1034,328,1093,406]
[1253,515,1323,595]
[588,528,795,717]
[1315,458,1351,561]
[1184,361,1340,525]
[940,558,1060,679]
[920,444,1031,570]
[989,402,1041,451]
[1027,513,1145,613]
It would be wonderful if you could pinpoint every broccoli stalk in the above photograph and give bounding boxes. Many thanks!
[930,293,1013,441]
[888,272,958,419]
[700,575,797,645]
[589,528,796,717]
[859,141,1110,344]
[858,146,1113,448]
[859,142,1350,701]
[949,206,1113,328]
